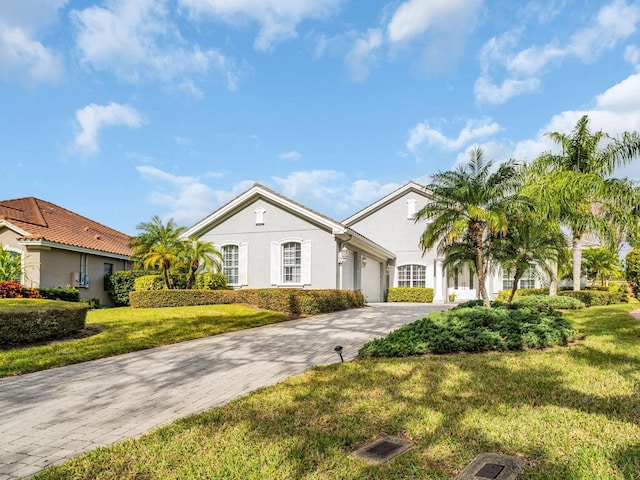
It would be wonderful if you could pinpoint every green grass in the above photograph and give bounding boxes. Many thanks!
[33,304,640,479]
[0,302,288,377]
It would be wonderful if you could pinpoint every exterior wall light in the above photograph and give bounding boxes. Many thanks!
[361,256,367,267]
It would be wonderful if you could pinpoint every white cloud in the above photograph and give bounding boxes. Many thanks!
[279,150,303,161]
[72,0,239,91]
[178,0,343,51]
[407,118,502,156]
[73,102,146,155]
[476,0,640,104]
[271,170,341,200]
[625,45,640,70]
[346,180,400,208]
[0,0,67,84]
[344,28,383,83]
[136,165,251,225]
[387,0,481,44]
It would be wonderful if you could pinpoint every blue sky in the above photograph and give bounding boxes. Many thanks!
[2,0,640,235]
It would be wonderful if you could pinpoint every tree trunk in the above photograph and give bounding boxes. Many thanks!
[507,267,523,307]
[548,259,558,296]
[572,234,582,291]
[470,221,490,307]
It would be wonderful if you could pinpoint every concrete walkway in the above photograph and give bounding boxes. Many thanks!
[0,303,448,479]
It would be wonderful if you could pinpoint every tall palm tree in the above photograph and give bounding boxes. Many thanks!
[541,115,640,291]
[416,147,524,307]
[129,216,186,289]
[492,210,568,305]
[181,237,223,289]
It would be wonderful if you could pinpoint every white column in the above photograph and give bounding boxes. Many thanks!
[433,258,445,303]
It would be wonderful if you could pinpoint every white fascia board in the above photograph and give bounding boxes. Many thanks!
[18,239,131,261]
[181,185,346,239]
[0,220,31,237]
[343,181,430,226]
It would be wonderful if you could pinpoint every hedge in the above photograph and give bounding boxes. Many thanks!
[134,274,165,291]
[558,290,628,307]
[511,295,586,310]
[0,300,88,344]
[0,281,42,299]
[105,270,151,306]
[129,288,365,315]
[387,287,434,303]
[194,273,227,290]
[495,288,549,302]
[626,249,640,297]
[38,286,81,302]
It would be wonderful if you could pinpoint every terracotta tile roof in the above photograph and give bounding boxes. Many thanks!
[0,197,132,257]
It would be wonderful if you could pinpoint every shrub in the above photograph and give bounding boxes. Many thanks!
[558,290,628,307]
[194,273,227,290]
[495,287,549,302]
[0,281,42,299]
[387,287,434,303]
[512,295,585,310]
[626,249,640,297]
[129,288,365,315]
[0,300,88,344]
[134,274,165,291]
[38,286,81,302]
[105,270,151,306]
[452,299,506,309]
[359,304,577,357]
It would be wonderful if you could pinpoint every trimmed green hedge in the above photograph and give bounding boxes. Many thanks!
[559,290,628,307]
[387,287,434,303]
[359,304,577,357]
[38,286,81,302]
[0,300,88,344]
[129,289,365,315]
[105,270,151,306]
[495,288,549,302]
[512,295,586,310]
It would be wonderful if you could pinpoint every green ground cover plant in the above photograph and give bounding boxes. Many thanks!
[0,303,287,377]
[33,304,640,479]
[359,304,577,357]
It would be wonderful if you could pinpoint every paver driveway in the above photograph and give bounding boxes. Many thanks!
[0,303,449,479]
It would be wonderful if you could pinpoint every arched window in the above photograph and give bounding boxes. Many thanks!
[397,264,426,287]
[270,239,311,286]
[222,245,239,284]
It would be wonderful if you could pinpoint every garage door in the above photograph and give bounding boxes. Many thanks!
[361,259,381,303]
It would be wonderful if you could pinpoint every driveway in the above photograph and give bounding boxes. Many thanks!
[0,303,449,479]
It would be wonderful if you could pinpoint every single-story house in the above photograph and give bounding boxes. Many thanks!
[0,197,132,305]
[181,182,538,302]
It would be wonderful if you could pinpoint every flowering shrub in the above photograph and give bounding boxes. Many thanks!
[0,281,42,299]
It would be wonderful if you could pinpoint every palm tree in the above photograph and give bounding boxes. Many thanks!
[129,216,186,289]
[0,246,22,282]
[492,210,568,305]
[582,246,620,286]
[541,115,640,291]
[181,237,223,289]
[416,147,525,307]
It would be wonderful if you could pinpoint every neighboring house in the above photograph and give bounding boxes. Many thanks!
[182,182,545,303]
[0,197,132,305]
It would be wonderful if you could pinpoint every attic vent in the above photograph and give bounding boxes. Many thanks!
[255,207,266,225]
[406,199,417,219]
[84,227,90,231]
[95,235,101,240]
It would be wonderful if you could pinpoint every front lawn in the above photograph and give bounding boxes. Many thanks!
[0,302,288,377]
[34,304,640,479]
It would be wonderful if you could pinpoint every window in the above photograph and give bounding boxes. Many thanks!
[79,254,89,288]
[103,263,113,291]
[397,264,426,287]
[222,245,239,284]
[503,267,536,290]
[282,242,301,284]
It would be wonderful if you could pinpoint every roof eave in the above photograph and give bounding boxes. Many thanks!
[18,239,131,260]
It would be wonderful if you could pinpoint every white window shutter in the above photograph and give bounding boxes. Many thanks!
[301,240,312,285]
[270,242,280,285]
[213,244,223,271]
[238,243,248,285]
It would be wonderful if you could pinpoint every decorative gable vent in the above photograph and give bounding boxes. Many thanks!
[255,207,266,225]
[406,199,417,219]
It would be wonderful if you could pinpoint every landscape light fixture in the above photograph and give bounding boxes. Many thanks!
[334,345,344,362]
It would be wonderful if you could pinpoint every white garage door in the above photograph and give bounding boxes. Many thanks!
[361,259,381,303]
